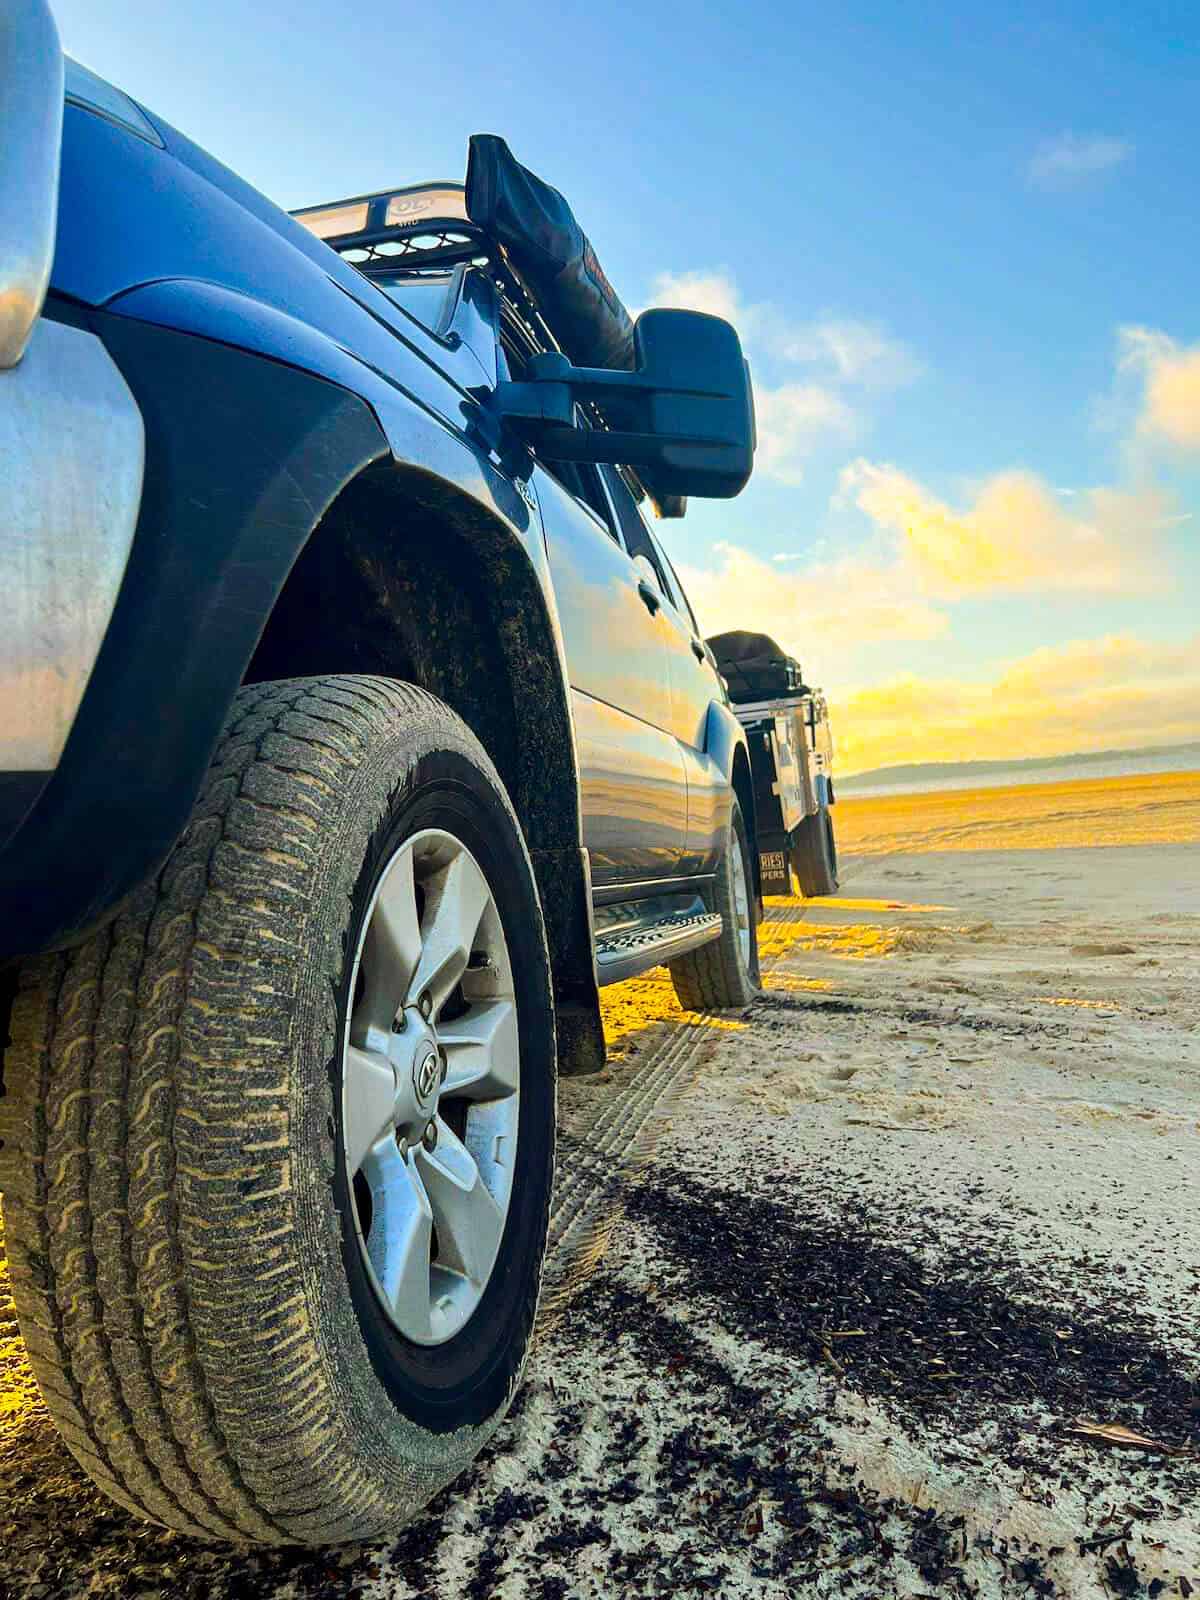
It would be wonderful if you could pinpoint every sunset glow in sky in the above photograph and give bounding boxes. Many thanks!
[53,0,1200,773]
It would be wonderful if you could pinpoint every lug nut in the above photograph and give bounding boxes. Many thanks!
[422,1120,438,1152]
[418,991,433,1020]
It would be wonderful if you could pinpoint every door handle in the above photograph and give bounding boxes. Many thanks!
[691,638,707,663]
[637,579,661,615]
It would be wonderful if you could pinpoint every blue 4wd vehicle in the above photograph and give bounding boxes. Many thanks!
[0,3,759,1545]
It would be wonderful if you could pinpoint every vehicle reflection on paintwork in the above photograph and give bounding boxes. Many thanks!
[573,693,686,881]
[654,586,728,875]
[537,467,689,882]
[678,743,726,874]
[536,469,675,724]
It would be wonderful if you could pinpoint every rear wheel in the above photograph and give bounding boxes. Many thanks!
[0,676,556,1545]
[668,797,759,1010]
[792,803,839,897]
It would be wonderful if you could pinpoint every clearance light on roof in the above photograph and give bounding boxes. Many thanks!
[295,201,369,240]
[293,185,471,245]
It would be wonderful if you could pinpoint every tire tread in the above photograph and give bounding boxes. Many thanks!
[668,800,759,1011]
[0,676,526,1543]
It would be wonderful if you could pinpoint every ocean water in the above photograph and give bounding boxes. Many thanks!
[840,746,1200,799]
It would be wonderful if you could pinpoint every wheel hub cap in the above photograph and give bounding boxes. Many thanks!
[340,829,520,1347]
[412,1041,440,1105]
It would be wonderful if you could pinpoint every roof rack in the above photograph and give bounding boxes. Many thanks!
[292,182,488,276]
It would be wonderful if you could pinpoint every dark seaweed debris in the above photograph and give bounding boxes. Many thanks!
[752,990,1070,1040]
[464,1489,549,1600]
[626,1166,1200,1454]
[560,1270,979,1597]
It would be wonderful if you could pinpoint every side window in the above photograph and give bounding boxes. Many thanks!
[499,322,618,538]
[599,466,675,603]
[567,459,621,535]
[375,276,455,335]
[649,529,702,637]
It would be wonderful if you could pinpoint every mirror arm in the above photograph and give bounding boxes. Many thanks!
[526,351,733,399]
[515,425,720,465]
[488,348,738,432]
[488,379,577,430]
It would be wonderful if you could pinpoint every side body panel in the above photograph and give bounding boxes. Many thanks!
[654,585,729,876]
[53,104,491,407]
[0,83,609,1067]
[533,469,687,885]
[592,469,736,884]
[2,102,592,953]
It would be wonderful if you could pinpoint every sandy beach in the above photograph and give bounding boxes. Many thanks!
[2,771,1198,1598]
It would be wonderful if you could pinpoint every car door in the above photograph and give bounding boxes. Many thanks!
[532,458,688,887]
[598,468,730,878]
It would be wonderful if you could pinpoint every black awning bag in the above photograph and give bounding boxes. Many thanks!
[466,136,687,516]
[466,134,635,372]
[707,630,807,704]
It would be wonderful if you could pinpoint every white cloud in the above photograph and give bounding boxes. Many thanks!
[669,521,1200,772]
[1028,132,1132,187]
[754,383,856,485]
[646,271,919,483]
[674,540,949,668]
[779,318,922,389]
[649,272,919,391]
[1119,326,1200,450]
[646,269,751,331]
[839,458,1169,598]
[665,448,1172,710]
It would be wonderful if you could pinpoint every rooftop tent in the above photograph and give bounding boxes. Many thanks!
[708,630,808,705]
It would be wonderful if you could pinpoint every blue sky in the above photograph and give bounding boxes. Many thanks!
[54,0,1200,770]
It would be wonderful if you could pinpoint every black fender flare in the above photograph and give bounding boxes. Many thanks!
[0,310,391,959]
[704,700,753,802]
[704,700,761,906]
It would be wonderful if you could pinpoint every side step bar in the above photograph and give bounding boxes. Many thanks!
[595,911,722,986]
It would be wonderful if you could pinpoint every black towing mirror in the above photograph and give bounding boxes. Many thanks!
[490,308,756,501]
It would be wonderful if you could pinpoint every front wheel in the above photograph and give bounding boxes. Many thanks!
[0,677,556,1545]
[668,797,760,1010]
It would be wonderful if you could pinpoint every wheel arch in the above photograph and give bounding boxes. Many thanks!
[704,701,761,908]
[731,741,762,909]
[245,457,604,1074]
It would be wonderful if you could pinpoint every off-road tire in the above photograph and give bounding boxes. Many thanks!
[668,798,759,1010]
[791,803,839,897]
[0,676,556,1545]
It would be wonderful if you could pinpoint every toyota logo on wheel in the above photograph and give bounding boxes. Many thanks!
[414,1046,440,1102]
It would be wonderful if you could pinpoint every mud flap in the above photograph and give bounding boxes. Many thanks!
[757,837,793,898]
